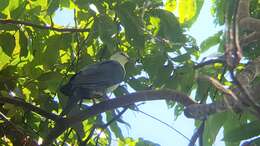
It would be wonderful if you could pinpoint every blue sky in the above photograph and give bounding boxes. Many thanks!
[54,1,224,146]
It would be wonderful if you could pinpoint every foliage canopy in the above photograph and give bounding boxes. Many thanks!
[0,0,260,146]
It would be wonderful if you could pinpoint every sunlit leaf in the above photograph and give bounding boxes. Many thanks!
[149,9,183,43]
[165,0,176,12]
[136,138,160,146]
[10,1,27,19]
[0,49,11,70]
[178,0,196,23]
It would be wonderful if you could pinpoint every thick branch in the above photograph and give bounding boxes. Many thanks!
[43,89,196,145]
[0,96,61,122]
[67,89,195,124]
[240,17,260,32]
[240,32,260,47]
[0,19,90,32]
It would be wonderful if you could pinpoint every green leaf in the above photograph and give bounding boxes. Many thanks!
[106,112,124,139]
[94,15,117,49]
[149,9,183,43]
[203,112,227,146]
[128,77,149,91]
[8,0,20,11]
[37,71,63,92]
[10,1,27,19]
[178,0,196,23]
[224,119,260,142]
[60,0,70,8]
[117,1,145,50]
[182,0,204,28]
[142,51,165,80]
[165,0,177,12]
[166,64,194,93]
[74,0,90,9]
[19,30,28,57]
[195,78,210,101]
[47,0,60,15]
[200,31,222,52]
[0,0,9,11]
[153,62,173,87]
[0,33,15,56]
[42,35,61,67]
[39,121,49,138]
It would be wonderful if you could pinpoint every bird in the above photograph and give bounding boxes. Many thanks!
[60,52,129,116]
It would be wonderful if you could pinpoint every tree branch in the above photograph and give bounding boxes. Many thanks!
[240,17,260,32]
[194,58,225,69]
[0,19,90,33]
[0,96,61,122]
[240,32,260,47]
[68,89,195,124]
[43,89,196,145]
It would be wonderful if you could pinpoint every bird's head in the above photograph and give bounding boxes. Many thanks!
[110,52,129,66]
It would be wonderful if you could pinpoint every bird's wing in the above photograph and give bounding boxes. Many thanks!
[70,60,125,90]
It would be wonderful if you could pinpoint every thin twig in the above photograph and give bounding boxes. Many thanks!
[137,109,193,144]
[0,96,61,122]
[0,19,90,32]
[189,120,205,146]
[194,58,225,69]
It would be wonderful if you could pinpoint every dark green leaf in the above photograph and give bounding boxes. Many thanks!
[166,64,194,93]
[174,104,184,118]
[149,9,183,42]
[195,78,211,101]
[38,71,63,91]
[142,51,165,80]
[19,30,28,57]
[106,112,124,139]
[42,35,61,67]
[0,0,9,11]
[153,62,173,87]
[128,77,149,91]
[94,15,117,49]
[47,0,60,15]
[0,33,15,56]
[39,121,49,138]
[60,0,70,8]
[10,1,27,19]
[117,1,145,50]
[74,0,90,9]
